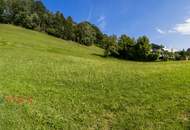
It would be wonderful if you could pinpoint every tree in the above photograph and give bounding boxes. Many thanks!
[24,13,40,29]
[118,34,135,59]
[44,12,55,35]
[118,35,134,48]
[51,11,65,37]
[76,22,96,46]
[187,48,190,53]
[0,0,5,22]
[63,16,76,41]
[177,49,188,60]
[90,24,104,45]
[33,0,46,15]
[14,11,28,26]
[33,0,47,30]
[0,0,13,23]
[134,36,152,60]
[103,35,118,57]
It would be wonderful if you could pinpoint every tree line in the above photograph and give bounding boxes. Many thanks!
[103,35,190,61]
[103,35,157,61]
[0,0,103,46]
[0,0,189,61]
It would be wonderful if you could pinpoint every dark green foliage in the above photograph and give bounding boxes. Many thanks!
[134,36,152,60]
[0,0,5,22]
[118,34,135,59]
[33,0,47,15]
[161,51,175,61]
[24,13,40,29]
[187,48,190,53]
[76,22,96,46]
[104,34,159,61]
[103,35,118,57]
[91,24,104,46]
[63,16,76,41]
[175,49,189,60]
[51,11,65,37]
[179,49,187,59]
[0,0,4,12]
[147,52,160,61]
[175,52,182,61]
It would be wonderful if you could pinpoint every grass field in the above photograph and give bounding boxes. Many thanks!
[0,24,190,130]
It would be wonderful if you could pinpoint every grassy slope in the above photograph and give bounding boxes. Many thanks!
[0,24,190,130]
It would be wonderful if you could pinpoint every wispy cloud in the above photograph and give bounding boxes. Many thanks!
[87,7,93,21]
[97,15,106,31]
[156,28,166,34]
[156,28,176,35]
[97,16,105,23]
[168,30,176,33]
[173,18,190,35]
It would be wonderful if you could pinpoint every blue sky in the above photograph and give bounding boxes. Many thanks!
[43,0,190,49]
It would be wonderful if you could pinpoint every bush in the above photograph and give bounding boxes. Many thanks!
[147,52,159,61]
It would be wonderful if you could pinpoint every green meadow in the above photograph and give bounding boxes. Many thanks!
[0,24,190,130]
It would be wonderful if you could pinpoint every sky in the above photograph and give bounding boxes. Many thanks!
[42,0,190,50]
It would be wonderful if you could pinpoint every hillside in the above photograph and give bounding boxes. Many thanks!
[0,24,190,130]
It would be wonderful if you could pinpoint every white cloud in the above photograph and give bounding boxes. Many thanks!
[97,15,106,31]
[156,18,190,36]
[156,28,166,34]
[173,18,190,35]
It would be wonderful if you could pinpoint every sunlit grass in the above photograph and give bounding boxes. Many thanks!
[0,24,190,130]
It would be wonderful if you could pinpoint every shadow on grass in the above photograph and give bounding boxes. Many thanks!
[91,53,165,63]
[91,53,105,58]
